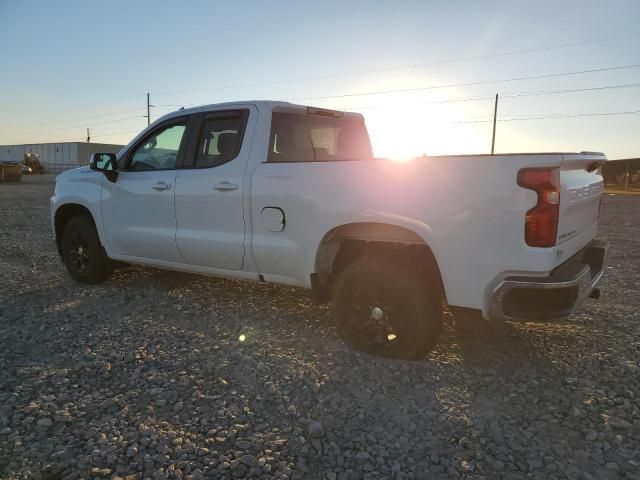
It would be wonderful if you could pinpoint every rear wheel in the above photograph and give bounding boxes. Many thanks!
[61,216,111,284]
[332,257,442,360]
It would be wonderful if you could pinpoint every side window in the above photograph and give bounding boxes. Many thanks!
[129,124,186,171]
[195,111,247,168]
[268,112,373,163]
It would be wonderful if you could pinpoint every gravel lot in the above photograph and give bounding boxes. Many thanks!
[1,175,639,480]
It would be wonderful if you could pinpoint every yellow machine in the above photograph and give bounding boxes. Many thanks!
[22,153,46,174]
[0,162,22,181]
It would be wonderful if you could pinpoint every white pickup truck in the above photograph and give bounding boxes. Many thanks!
[51,101,609,359]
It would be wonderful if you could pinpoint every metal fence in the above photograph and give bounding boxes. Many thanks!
[43,163,87,174]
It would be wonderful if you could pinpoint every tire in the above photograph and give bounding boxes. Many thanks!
[60,215,112,284]
[332,256,442,360]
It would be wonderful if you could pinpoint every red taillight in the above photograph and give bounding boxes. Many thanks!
[517,168,560,247]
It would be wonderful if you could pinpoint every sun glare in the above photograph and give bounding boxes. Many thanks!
[328,75,493,159]
[364,100,490,159]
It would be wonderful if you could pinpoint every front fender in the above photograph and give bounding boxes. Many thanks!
[51,168,106,248]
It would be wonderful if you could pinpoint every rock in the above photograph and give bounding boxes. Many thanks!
[100,397,117,409]
[153,454,170,464]
[308,421,324,439]
[235,440,251,450]
[528,458,543,470]
[90,467,113,477]
[458,436,472,449]
[603,415,632,430]
[230,462,248,478]
[196,447,209,456]
[355,451,369,464]
[152,469,167,480]
[239,455,257,468]
[1,184,638,480]
[37,417,53,428]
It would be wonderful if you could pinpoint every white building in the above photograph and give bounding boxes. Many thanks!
[0,142,124,173]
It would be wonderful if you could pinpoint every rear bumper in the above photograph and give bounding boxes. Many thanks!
[489,239,609,321]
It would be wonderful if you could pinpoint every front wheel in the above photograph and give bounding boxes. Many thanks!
[332,257,443,360]
[60,216,112,284]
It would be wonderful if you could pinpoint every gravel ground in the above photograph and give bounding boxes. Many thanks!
[1,175,639,480]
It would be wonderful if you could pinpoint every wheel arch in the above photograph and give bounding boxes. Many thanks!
[313,221,446,303]
[54,203,101,257]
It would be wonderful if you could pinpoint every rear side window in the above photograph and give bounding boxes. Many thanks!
[195,110,248,168]
[268,112,373,163]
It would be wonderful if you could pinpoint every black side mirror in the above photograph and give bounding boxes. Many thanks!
[90,153,118,182]
[90,153,117,171]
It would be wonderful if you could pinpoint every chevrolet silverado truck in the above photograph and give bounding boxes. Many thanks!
[50,101,609,359]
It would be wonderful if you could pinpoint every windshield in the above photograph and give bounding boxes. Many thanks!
[268,112,373,162]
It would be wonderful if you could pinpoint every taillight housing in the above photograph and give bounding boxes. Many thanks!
[517,168,560,247]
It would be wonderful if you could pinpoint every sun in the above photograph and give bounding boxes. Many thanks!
[327,73,494,159]
[362,99,491,160]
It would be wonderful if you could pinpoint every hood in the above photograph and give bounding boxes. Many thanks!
[55,166,92,182]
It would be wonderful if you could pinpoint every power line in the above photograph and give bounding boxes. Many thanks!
[0,107,145,130]
[145,79,640,120]
[337,81,640,111]
[4,115,147,137]
[152,32,640,97]
[10,79,632,136]
[11,128,143,145]
[503,82,640,99]
[292,63,640,101]
[1,33,637,136]
[453,109,640,124]
[11,108,638,146]
[92,128,143,138]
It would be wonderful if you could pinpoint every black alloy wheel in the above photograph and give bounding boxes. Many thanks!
[60,216,111,284]
[332,257,442,360]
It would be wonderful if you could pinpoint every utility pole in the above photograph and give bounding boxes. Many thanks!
[147,92,151,126]
[625,159,630,191]
[86,128,91,143]
[491,93,498,155]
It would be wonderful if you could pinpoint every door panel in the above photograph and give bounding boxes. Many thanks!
[101,170,183,262]
[175,107,256,270]
[101,119,189,263]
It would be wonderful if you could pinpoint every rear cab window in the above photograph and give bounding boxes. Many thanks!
[268,109,373,163]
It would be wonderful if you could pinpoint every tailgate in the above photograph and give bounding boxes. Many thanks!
[555,153,605,262]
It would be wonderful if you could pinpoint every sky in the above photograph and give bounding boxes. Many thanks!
[0,0,639,159]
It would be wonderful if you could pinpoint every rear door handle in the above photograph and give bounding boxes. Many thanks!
[152,182,172,191]
[213,181,238,191]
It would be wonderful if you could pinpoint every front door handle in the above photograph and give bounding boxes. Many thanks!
[213,181,238,191]
[152,182,172,191]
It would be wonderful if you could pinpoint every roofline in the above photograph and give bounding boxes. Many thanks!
[0,142,125,147]
[156,100,365,123]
